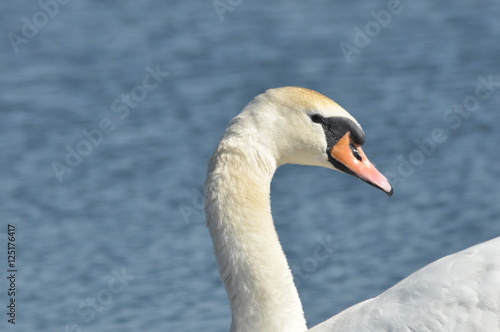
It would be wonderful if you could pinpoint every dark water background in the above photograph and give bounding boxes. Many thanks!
[1,1,499,331]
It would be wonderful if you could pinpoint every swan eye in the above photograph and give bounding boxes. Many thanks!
[350,143,363,161]
[311,114,323,124]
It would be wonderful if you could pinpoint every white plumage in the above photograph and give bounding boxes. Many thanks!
[205,87,500,332]
[311,238,500,331]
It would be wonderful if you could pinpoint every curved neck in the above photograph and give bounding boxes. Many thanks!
[205,133,307,332]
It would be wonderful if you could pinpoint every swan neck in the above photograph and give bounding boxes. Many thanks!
[205,136,307,332]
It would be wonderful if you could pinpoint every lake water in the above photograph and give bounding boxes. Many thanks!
[1,1,499,331]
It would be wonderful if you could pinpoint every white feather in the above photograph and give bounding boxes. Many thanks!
[205,87,500,332]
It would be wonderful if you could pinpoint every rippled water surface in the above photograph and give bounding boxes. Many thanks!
[1,1,499,331]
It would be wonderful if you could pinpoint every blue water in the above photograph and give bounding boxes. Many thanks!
[1,1,500,331]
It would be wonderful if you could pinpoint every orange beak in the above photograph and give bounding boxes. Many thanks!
[330,132,393,196]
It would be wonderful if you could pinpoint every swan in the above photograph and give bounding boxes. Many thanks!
[204,86,500,332]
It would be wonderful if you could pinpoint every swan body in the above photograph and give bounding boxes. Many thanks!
[310,237,500,331]
[204,87,500,331]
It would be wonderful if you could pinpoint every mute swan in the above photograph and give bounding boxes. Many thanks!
[205,87,500,332]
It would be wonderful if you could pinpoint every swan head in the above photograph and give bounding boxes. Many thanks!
[233,86,393,196]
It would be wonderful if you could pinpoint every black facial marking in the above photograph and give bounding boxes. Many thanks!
[310,115,365,149]
[310,114,365,172]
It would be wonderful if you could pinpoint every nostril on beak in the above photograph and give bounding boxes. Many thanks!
[350,143,362,161]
